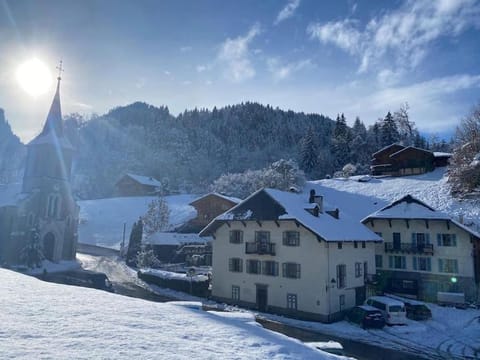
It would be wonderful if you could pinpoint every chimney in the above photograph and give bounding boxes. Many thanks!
[309,189,315,203]
[313,195,323,213]
[313,206,319,217]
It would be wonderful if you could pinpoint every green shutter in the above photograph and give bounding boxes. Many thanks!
[413,257,417,270]
[411,233,416,247]
[427,258,431,271]
[454,260,458,273]
[438,259,443,273]
[389,256,393,269]
[452,234,457,246]
[437,234,441,246]
[425,233,430,244]
[282,232,287,246]
[402,256,406,269]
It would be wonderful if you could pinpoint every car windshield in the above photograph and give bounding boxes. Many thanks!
[389,305,404,312]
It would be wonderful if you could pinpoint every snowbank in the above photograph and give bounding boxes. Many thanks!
[0,269,334,359]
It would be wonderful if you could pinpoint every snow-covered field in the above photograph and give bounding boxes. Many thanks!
[311,168,480,229]
[78,194,197,248]
[0,269,343,359]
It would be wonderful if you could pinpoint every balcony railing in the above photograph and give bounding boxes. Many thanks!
[245,242,276,256]
[384,242,434,255]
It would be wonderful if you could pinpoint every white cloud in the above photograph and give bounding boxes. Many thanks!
[274,0,301,25]
[217,24,261,82]
[180,46,192,53]
[164,70,171,76]
[267,58,312,81]
[307,19,361,55]
[308,0,480,74]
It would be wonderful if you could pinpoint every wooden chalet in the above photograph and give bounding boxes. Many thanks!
[177,193,241,233]
[371,144,436,176]
[115,173,161,197]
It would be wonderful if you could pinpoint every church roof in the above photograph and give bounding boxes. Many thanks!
[28,76,73,150]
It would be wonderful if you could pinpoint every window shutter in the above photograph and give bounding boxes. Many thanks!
[425,233,430,244]
[402,257,406,269]
[262,261,266,275]
[438,259,443,272]
[282,232,287,246]
[411,233,416,246]
[427,258,431,271]
[297,264,301,278]
[275,262,279,276]
[413,257,417,270]
[229,258,233,271]
[389,256,393,269]
[282,263,286,277]
[239,259,243,272]
[454,260,458,273]
[437,234,441,246]
[452,234,457,246]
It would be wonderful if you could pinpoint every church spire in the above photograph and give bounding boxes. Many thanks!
[40,61,64,137]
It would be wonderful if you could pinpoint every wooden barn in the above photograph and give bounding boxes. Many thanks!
[371,144,436,176]
[177,193,241,233]
[115,173,161,197]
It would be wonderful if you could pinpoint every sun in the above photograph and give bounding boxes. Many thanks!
[16,58,53,97]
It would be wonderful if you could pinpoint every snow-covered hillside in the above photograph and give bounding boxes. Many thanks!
[0,269,334,359]
[311,168,480,229]
[78,195,197,248]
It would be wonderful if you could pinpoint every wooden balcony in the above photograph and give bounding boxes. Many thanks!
[384,242,434,255]
[245,242,276,256]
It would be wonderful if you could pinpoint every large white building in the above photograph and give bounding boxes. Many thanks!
[200,188,381,322]
[362,195,480,302]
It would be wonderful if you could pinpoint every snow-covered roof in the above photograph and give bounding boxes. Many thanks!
[362,195,480,238]
[367,295,405,307]
[0,183,23,207]
[190,192,241,206]
[125,173,161,187]
[363,195,448,221]
[372,143,405,157]
[202,188,382,242]
[433,152,452,158]
[144,232,211,246]
[389,146,432,158]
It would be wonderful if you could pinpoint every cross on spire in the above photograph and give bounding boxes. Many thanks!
[56,60,64,81]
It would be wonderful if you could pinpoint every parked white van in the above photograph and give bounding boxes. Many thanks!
[365,296,407,325]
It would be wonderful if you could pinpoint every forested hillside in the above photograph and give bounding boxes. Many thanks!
[0,109,25,184]
[1,101,448,199]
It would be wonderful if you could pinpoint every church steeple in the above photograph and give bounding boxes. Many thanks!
[23,61,73,193]
[39,61,64,137]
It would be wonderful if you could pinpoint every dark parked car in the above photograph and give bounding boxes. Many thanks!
[346,305,386,329]
[385,294,432,320]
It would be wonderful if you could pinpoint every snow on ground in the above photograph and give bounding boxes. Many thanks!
[0,269,343,359]
[78,194,197,248]
[311,168,480,229]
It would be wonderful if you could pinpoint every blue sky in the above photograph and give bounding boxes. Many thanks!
[1,0,480,142]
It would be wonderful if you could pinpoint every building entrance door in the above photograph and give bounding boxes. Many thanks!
[43,232,56,261]
[256,285,268,312]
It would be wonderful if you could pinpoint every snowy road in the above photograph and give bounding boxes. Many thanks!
[77,253,174,302]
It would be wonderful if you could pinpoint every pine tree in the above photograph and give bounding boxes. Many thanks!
[380,111,400,146]
[331,113,351,170]
[126,218,143,267]
[20,226,44,269]
[299,127,318,175]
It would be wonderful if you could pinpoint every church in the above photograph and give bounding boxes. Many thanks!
[0,67,78,265]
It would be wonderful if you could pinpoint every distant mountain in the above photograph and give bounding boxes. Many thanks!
[0,109,25,183]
